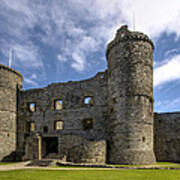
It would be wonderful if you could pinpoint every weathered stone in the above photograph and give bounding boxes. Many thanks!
[107,26,155,164]
[154,112,180,162]
[0,26,179,164]
[0,65,22,161]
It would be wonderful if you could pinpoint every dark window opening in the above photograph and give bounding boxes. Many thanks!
[44,126,48,133]
[28,102,36,112]
[142,137,146,143]
[54,99,63,110]
[82,118,93,130]
[83,96,93,105]
[112,97,116,104]
[110,107,114,113]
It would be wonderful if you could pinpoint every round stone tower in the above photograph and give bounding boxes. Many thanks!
[106,25,156,164]
[0,64,22,161]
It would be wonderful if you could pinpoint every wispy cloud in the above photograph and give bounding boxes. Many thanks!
[13,43,43,68]
[154,54,180,87]
[155,97,180,112]
[71,52,85,71]
[1,0,180,82]
[24,77,38,87]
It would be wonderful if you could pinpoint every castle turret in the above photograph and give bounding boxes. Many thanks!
[106,25,156,164]
[0,64,22,161]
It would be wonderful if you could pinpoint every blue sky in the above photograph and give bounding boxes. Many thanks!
[0,0,180,113]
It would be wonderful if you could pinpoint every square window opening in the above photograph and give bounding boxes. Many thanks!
[54,121,63,130]
[82,118,93,130]
[54,99,63,110]
[28,103,36,112]
[84,97,93,105]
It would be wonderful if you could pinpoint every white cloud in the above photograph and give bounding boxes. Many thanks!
[154,54,180,87]
[71,52,85,71]
[57,55,67,62]
[31,73,37,80]
[165,48,180,58]
[155,97,180,112]
[13,43,43,68]
[1,0,180,77]
[24,77,38,87]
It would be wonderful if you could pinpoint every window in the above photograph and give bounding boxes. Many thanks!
[54,121,63,130]
[28,102,36,112]
[54,99,63,110]
[142,137,146,143]
[27,122,35,132]
[82,118,93,130]
[100,74,104,79]
[83,96,93,105]
[43,126,48,133]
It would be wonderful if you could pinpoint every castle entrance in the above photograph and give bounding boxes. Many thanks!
[42,137,58,159]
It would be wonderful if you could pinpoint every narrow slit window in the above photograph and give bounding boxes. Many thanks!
[54,99,63,110]
[54,121,63,130]
[84,97,93,105]
[82,119,93,130]
[30,122,35,132]
[44,126,48,133]
[28,103,36,112]
[142,137,146,143]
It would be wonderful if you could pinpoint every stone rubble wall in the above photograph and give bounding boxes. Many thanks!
[154,112,180,162]
[106,26,155,164]
[17,71,108,162]
[0,65,22,161]
[58,135,106,164]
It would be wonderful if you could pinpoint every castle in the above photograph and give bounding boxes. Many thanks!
[0,25,180,164]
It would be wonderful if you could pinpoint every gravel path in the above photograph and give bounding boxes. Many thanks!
[0,162,114,171]
[0,162,180,171]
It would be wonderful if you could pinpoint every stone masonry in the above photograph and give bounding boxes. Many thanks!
[106,25,155,164]
[0,25,179,164]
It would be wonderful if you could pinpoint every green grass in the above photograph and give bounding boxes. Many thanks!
[0,162,16,165]
[0,169,180,180]
[156,162,180,166]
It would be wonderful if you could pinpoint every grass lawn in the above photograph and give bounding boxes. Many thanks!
[0,169,180,180]
[0,162,16,165]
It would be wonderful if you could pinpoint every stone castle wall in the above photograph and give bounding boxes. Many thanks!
[17,71,108,163]
[154,112,180,162]
[0,64,22,161]
[106,26,155,164]
[58,135,106,164]
[0,26,180,164]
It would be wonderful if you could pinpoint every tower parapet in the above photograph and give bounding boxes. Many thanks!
[0,64,22,161]
[107,25,156,164]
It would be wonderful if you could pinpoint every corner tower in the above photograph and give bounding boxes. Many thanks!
[106,25,156,164]
[0,64,22,161]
